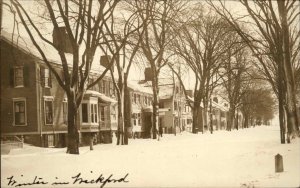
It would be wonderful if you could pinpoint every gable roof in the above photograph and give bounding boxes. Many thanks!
[0,30,110,75]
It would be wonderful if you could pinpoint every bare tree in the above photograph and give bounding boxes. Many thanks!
[8,0,120,154]
[135,0,187,139]
[171,7,238,134]
[208,0,300,142]
[220,44,252,131]
[99,1,145,145]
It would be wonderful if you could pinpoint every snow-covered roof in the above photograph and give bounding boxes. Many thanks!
[211,100,228,111]
[1,30,113,76]
[127,80,153,95]
[85,90,117,103]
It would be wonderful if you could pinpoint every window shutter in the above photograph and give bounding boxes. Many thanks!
[48,71,52,87]
[106,81,109,96]
[40,67,45,87]
[23,65,30,87]
[9,67,14,87]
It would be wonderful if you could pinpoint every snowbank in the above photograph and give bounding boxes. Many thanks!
[1,126,299,188]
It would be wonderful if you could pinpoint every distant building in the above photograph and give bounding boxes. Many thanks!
[126,81,153,138]
[158,82,191,134]
[209,96,229,131]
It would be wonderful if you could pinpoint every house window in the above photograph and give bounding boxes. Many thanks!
[13,98,26,126]
[174,101,178,111]
[138,113,141,125]
[111,106,116,121]
[109,81,114,97]
[134,94,137,104]
[91,103,98,123]
[63,101,68,124]
[133,113,137,126]
[82,103,88,123]
[149,97,152,105]
[41,68,51,87]
[44,69,50,87]
[44,99,54,125]
[105,81,110,96]
[101,80,106,94]
[144,96,147,105]
[185,105,190,112]
[100,106,105,122]
[14,67,24,87]
[47,135,54,147]
[133,113,141,126]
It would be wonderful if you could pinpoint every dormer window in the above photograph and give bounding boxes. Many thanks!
[14,67,24,88]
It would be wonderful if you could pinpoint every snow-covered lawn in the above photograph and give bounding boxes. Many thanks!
[1,126,300,188]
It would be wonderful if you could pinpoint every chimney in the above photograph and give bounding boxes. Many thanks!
[144,67,153,81]
[100,55,114,72]
[213,97,218,103]
[53,27,73,53]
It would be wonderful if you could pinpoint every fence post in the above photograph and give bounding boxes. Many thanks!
[275,154,284,173]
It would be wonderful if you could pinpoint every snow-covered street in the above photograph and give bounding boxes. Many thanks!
[1,125,300,188]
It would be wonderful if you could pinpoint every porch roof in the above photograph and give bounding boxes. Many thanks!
[85,90,117,104]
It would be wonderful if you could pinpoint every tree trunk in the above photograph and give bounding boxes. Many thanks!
[117,87,125,145]
[209,98,213,134]
[152,94,158,139]
[67,97,79,154]
[244,114,249,128]
[151,72,159,139]
[123,79,130,144]
[278,85,286,144]
[278,0,300,139]
[227,107,235,131]
[236,112,239,130]
[192,104,202,133]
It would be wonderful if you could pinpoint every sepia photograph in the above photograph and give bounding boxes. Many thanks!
[1,0,300,187]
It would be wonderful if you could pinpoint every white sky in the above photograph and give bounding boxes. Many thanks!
[1,0,253,89]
